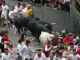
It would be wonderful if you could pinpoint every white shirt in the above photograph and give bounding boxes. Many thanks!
[17,43,23,52]
[2,4,9,15]
[8,48,17,60]
[68,45,78,51]
[9,11,13,18]
[15,5,21,11]
[21,8,27,15]
[72,36,79,44]
[9,9,18,18]
[0,36,2,43]
[1,53,11,60]
[69,54,80,60]
[21,45,34,60]
[34,53,45,60]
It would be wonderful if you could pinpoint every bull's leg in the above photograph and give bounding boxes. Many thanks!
[20,27,23,33]
[17,28,20,33]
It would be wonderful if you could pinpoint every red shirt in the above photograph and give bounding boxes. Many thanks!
[76,48,80,55]
[2,35,11,45]
[3,35,11,42]
[63,37,75,46]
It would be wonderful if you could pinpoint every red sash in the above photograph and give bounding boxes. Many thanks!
[43,44,51,57]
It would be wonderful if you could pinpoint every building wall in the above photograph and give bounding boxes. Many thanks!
[70,0,80,33]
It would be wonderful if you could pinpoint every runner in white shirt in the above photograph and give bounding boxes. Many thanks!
[68,42,78,51]
[53,50,60,60]
[17,40,23,52]
[8,45,17,60]
[1,48,11,60]
[1,1,9,26]
[59,52,68,60]
[69,49,80,60]
[34,49,46,60]
[17,40,23,55]
[21,40,35,60]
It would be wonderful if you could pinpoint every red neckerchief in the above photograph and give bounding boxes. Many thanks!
[4,52,8,55]
[38,53,41,58]
[73,53,77,55]
[60,56,64,58]
[4,3,7,6]
[26,44,28,47]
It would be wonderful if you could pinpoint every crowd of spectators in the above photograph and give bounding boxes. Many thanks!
[16,0,70,11]
[0,27,80,60]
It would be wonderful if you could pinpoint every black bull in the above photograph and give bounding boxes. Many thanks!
[9,17,53,38]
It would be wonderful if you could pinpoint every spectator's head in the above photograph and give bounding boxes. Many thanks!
[1,38,5,43]
[27,4,31,9]
[18,40,22,44]
[17,3,21,7]
[55,50,60,57]
[10,7,14,11]
[2,1,5,5]
[4,48,8,55]
[18,56,22,60]
[4,30,9,35]
[72,32,76,37]
[65,34,69,38]
[59,41,63,47]
[59,46,64,52]
[9,44,13,49]
[26,40,30,45]
[69,42,74,48]
[59,52,62,57]
[36,49,41,53]
[72,49,76,55]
